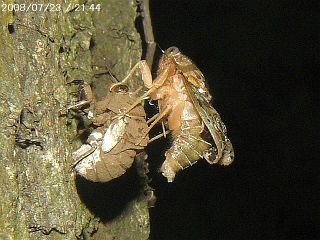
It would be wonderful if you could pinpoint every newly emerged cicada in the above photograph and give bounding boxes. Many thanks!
[155,47,234,181]
[119,47,234,182]
[69,82,149,182]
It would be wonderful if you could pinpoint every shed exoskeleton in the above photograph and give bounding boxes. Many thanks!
[69,81,149,182]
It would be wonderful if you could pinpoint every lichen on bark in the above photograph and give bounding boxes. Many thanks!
[0,0,149,239]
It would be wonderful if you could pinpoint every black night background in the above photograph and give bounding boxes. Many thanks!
[146,1,319,239]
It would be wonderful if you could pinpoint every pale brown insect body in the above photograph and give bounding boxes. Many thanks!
[150,47,234,182]
[149,53,209,181]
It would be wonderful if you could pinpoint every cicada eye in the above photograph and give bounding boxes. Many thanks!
[165,46,180,56]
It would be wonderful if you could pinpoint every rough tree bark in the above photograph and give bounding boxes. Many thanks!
[0,0,149,239]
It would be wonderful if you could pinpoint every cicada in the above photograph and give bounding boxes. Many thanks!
[118,47,234,182]
[156,47,234,181]
[69,82,149,182]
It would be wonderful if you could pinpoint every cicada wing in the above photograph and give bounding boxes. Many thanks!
[184,78,234,165]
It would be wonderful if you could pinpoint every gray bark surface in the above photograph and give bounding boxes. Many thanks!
[0,0,149,239]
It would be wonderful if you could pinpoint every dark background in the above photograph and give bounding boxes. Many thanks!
[147,1,319,239]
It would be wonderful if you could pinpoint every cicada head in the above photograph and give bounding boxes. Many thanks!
[157,47,177,75]
[162,47,212,102]
[164,46,193,67]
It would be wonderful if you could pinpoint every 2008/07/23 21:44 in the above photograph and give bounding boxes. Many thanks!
[1,3,101,12]
[67,4,101,12]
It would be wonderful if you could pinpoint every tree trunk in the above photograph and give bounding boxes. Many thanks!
[0,0,149,239]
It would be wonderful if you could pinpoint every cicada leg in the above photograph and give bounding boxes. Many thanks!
[145,106,171,135]
[112,61,172,118]
[158,104,168,138]
[70,144,97,169]
[146,112,159,124]
[148,130,171,143]
[132,105,172,146]
[110,60,152,92]
[110,57,172,143]
[146,112,168,139]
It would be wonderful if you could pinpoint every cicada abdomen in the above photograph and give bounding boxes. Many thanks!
[160,120,212,182]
